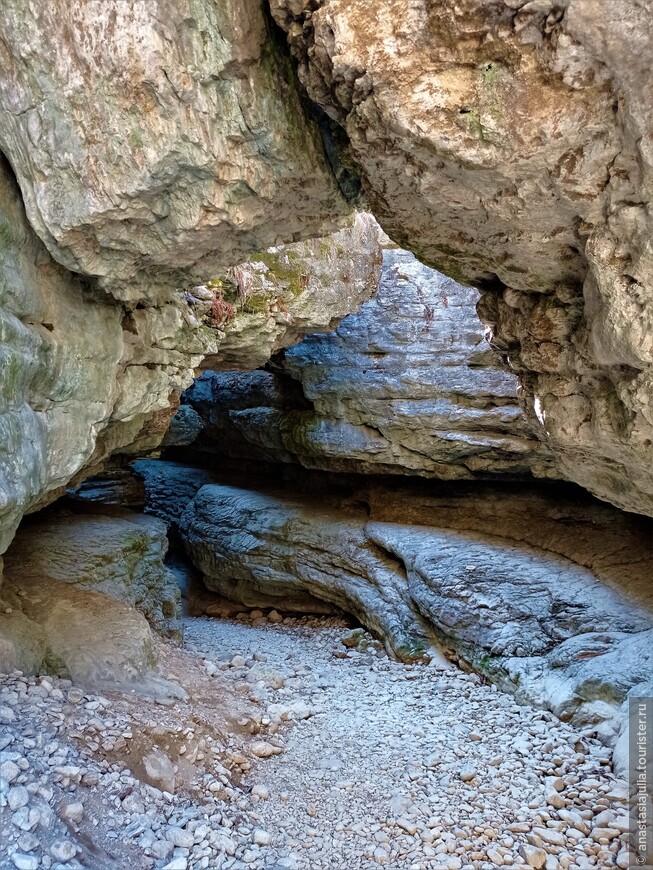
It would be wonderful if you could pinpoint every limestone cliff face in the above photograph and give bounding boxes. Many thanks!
[0,0,350,301]
[270,0,653,516]
[0,155,381,555]
[180,249,556,480]
[0,156,216,554]
[1,0,653,520]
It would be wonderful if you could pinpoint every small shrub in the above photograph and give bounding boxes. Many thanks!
[209,294,236,326]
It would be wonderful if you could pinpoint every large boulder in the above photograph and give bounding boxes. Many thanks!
[0,0,350,300]
[0,506,184,697]
[3,508,181,636]
[270,0,653,516]
[181,248,557,479]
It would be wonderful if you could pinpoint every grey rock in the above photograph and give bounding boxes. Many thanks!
[150,839,174,861]
[0,508,190,693]
[16,834,38,853]
[250,741,281,759]
[184,249,556,481]
[0,0,350,294]
[0,143,380,563]
[121,793,145,815]
[0,155,219,558]
[0,707,16,724]
[179,484,432,655]
[10,855,38,870]
[0,760,20,784]
[7,786,29,811]
[59,801,84,823]
[0,0,652,525]
[153,473,653,758]
[11,808,40,832]
[253,829,271,846]
[162,406,204,449]
[142,747,176,794]
[3,509,180,637]
[519,844,547,869]
[50,840,77,862]
[459,765,477,782]
[166,826,195,849]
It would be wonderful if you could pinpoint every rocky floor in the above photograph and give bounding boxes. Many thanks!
[0,614,635,870]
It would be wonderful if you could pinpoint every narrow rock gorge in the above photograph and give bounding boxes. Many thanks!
[1,2,652,870]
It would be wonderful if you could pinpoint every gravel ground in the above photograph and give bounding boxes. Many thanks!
[0,613,635,870]
[185,615,632,870]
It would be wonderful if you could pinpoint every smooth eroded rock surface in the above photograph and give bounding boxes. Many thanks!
[180,484,434,657]
[1,0,652,517]
[3,507,180,635]
[0,156,122,554]
[0,505,184,696]
[137,459,653,757]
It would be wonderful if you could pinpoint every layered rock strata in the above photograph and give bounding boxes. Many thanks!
[1,0,652,517]
[136,459,653,761]
[0,149,381,556]
[270,0,653,516]
[180,248,557,479]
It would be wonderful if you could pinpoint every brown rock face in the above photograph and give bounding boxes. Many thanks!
[0,506,184,692]
[270,0,653,515]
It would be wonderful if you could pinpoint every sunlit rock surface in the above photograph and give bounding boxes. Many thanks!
[199,213,383,371]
